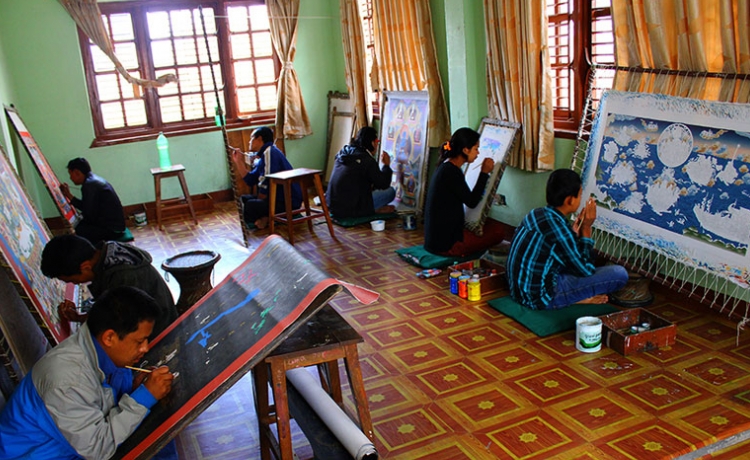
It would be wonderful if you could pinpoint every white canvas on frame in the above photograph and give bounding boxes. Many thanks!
[581,90,750,289]
[464,118,520,235]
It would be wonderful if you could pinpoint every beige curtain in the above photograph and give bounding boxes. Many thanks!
[484,0,555,172]
[266,0,312,140]
[57,0,176,96]
[611,0,750,103]
[339,0,370,131]
[371,0,450,147]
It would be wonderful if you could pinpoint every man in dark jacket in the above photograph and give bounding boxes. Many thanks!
[41,234,178,338]
[61,157,127,244]
[326,126,396,218]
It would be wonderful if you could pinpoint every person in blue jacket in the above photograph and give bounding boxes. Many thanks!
[231,126,302,229]
[0,286,176,459]
[60,157,127,245]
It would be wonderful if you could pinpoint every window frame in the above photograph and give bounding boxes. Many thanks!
[78,0,279,147]
[547,0,612,137]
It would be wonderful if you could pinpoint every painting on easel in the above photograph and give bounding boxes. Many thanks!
[0,145,71,345]
[5,105,80,229]
[378,91,430,215]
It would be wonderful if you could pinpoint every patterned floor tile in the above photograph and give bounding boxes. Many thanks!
[447,325,512,353]
[616,372,704,412]
[478,414,584,460]
[512,366,596,405]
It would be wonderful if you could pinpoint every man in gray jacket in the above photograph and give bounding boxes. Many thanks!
[41,234,178,338]
[0,286,174,459]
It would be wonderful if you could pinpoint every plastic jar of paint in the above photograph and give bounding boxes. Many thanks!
[468,277,481,301]
[458,275,470,299]
[449,271,461,295]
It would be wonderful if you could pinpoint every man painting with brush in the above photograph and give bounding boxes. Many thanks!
[506,168,629,310]
[0,287,176,459]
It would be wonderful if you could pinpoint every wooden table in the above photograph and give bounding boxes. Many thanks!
[252,305,373,460]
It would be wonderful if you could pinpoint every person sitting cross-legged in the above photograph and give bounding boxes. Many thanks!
[506,168,629,310]
[326,126,396,218]
[0,286,176,459]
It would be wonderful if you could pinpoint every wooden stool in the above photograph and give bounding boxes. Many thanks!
[150,164,198,230]
[252,305,373,460]
[266,168,336,245]
[161,250,221,315]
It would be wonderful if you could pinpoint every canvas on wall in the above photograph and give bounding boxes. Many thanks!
[0,145,70,345]
[581,90,750,289]
[464,118,520,235]
[5,105,80,228]
[378,91,430,214]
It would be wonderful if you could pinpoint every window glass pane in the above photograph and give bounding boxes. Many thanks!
[182,94,205,119]
[255,59,275,83]
[258,85,276,110]
[147,12,171,40]
[237,87,258,113]
[227,6,249,32]
[178,67,201,93]
[109,13,134,41]
[160,96,182,123]
[174,38,198,65]
[252,32,273,57]
[201,65,223,91]
[231,33,252,60]
[249,5,269,30]
[193,8,216,35]
[114,42,139,69]
[101,102,125,129]
[151,40,175,68]
[91,45,116,72]
[170,10,195,37]
[197,36,220,64]
[96,74,120,102]
[124,100,147,126]
[234,61,255,86]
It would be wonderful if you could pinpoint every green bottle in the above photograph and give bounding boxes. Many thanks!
[156,132,171,169]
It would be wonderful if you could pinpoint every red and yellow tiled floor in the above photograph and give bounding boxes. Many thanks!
[131,202,750,459]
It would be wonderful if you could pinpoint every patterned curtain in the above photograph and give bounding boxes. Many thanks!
[57,0,176,96]
[371,0,450,147]
[266,0,312,140]
[339,0,370,131]
[611,0,750,103]
[483,0,555,172]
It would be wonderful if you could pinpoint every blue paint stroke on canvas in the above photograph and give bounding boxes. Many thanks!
[187,288,261,347]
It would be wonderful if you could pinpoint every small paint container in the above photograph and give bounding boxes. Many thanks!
[449,271,461,294]
[468,277,481,301]
[458,275,470,299]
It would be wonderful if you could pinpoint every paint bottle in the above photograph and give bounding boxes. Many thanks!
[449,271,461,295]
[458,275,470,299]
[468,276,481,301]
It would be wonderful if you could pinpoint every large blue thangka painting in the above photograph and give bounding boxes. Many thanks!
[581,91,750,289]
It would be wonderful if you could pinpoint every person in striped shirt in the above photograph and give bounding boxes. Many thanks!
[506,169,628,310]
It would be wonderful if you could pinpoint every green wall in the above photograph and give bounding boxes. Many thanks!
[0,0,346,218]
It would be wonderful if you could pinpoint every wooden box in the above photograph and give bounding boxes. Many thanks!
[600,308,676,356]
[448,259,506,295]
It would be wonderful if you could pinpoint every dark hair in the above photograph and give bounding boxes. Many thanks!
[437,127,480,165]
[546,169,582,207]
[67,157,91,176]
[87,286,160,338]
[41,234,96,278]
[252,127,274,144]
[352,126,378,151]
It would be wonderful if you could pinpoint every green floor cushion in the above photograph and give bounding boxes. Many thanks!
[332,212,399,228]
[395,245,483,269]
[114,227,135,242]
[487,295,618,337]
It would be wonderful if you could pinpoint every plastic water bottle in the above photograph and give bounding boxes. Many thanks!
[156,132,171,169]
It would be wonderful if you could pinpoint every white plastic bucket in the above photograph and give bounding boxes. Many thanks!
[576,316,602,353]
[370,220,385,231]
[134,212,147,227]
